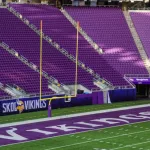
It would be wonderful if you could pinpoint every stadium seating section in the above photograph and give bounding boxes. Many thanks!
[0,46,51,95]
[0,5,149,98]
[65,7,148,76]
[0,89,9,97]
[10,4,135,87]
[0,8,96,94]
[130,12,150,58]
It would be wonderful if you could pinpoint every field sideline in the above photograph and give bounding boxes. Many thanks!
[0,100,150,150]
[0,99,150,124]
[1,121,150,150]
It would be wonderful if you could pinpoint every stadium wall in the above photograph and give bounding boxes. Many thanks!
[109,88,136,102]
[0,93,94,116]
[0,89,136,116]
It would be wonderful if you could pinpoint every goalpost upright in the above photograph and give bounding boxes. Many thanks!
[39,20,80,112]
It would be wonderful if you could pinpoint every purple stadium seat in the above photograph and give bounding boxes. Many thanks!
[0,46,52,95]
[64,7,148,77]
[130,12,150,58]
[9,4,134,87]
[0,89,9,97]
[0,8,96,90]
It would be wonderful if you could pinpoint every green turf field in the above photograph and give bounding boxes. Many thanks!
[0,99,150,124]
[1,121,150,150]
[0,100,150,150]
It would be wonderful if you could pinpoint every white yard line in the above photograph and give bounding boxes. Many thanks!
[45,128,150,150]
[0,120,149,148]
[129,10,150,12]
[112,140,150,150]
[0,103,150,128]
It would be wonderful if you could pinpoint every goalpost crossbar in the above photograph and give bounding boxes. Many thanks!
[39,20,80,102]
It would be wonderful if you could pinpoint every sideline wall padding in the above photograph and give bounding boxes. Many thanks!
[109,88,136,102]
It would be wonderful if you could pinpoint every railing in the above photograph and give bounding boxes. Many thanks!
[5,84,22,97]
[8,2,54,5]
[0,6,7,8]
[129,7,150,10]
[0,91,55,100]
[0,82,3,88]
[0,82,15,99]
[123,11,150,74]
[0,96,12,100]
[0,81,55,100]
[0,41,70,94]
[114,85,134,89]
[29,91,55,97]
[7,4,113,89]
[7,4,134,90]
[61,8,103,55]
[91,87,102,92]
[0,82,8,98]
[0,41,59,84]
[62,4,119,8]
[93,77,113,89]
[122,74,150,89]
[125,74,150,78]
[97,5,119,8]
[12,84,27,94]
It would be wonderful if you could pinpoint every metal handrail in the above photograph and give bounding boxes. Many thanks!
[62,4,119,8]
[129,8,150,10]
[6,5,113,89]
[0,91,55,100]
[7,4,134,90]
[91,87,102,92]
[124,74,150,78]
[0,41,59,84]
[0,96,12,100]
[123,77,135,89]
[61,8,103,54]
[12,84,27,94]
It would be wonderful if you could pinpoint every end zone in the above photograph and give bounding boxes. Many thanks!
[0,104,150,147]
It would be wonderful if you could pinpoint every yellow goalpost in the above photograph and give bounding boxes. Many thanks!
[39,20,80,106]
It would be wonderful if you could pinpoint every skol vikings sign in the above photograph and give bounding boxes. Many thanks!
[0,97,47,115]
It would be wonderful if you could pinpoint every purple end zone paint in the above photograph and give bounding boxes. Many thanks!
[0,106,150,147]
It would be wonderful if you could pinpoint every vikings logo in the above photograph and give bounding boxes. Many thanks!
[16,100,24,113]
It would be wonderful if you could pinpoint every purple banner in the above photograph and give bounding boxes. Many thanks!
[0,93,95,116]
[129,78,150,84]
